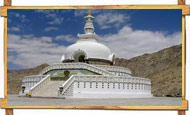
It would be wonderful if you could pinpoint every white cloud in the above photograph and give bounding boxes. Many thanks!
[48,17,64,24]
[9,12,28,23]
[7,27,20,32]
[34,9,64,24]
[74,9,101,16]
[23,34,34,38]
[40,37,52,42]
[34,9,57,18]
[34,9,53,13]
[74,10,88,16]
[100,26,182,59]
[15,13,26,19]
[7,34,67,69]
[55,35,77,43]
[44,27,58,32]
[7,25,182,69]
[95,13,130,29]
[34,9,71,17]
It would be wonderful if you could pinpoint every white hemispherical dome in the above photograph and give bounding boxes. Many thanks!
[63,39,113,62]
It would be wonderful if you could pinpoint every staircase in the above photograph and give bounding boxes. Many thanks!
[26,63,118,97]
[32,80,65,97]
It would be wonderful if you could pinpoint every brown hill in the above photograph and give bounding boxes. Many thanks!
[7,64,49,94]
[115,44,182,97]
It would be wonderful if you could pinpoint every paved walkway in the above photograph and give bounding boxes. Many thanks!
[7,94,181,106]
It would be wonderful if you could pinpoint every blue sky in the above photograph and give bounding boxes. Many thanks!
[7,9,182,70]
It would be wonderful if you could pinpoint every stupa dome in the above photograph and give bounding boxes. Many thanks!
[63,38,114,60]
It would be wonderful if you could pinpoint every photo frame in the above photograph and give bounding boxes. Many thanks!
[0,0,189,115]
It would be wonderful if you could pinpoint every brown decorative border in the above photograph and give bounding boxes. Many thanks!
[0,5,190,17]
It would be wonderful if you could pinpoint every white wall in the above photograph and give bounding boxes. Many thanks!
[0,0,189,115]
[72,81,151,98]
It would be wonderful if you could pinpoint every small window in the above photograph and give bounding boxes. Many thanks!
[90,82,92,88]
[78,82,80,88]
[131,84,133,89]
[84,82,86,88]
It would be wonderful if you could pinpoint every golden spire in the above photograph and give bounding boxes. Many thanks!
[88,10,91,15]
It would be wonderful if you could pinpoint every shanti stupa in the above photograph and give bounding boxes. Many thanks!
[19,11,152,98]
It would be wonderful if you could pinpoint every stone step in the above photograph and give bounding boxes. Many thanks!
[32,80,65,97]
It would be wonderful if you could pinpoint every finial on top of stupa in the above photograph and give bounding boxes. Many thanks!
[88,10,91,15]
[77,10,99,40]
[84,10,94,34]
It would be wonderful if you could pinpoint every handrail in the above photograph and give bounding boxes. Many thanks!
[29,74,50,95]
[39,62,150,82]
[60,75,75,96]
[69,75,151,84]
[83,63,113,75]
[22,75,47,89]
[22,75,46,82]
[23,75,46,79]
[94,64,131,74]
[39,63,114,76]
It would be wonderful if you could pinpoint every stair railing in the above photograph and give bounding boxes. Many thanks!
[29,74,50,95]
[58,75,75,96]
[94,65,131,74]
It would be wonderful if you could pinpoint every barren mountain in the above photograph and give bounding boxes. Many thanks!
[115,44,182,97]
[7,64,49,94]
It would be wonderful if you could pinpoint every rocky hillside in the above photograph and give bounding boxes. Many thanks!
[115,44,182,97]
[7,64,49,94]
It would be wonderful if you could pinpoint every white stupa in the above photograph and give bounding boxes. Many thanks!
[19,11,152,98]
[61,11,115,65]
